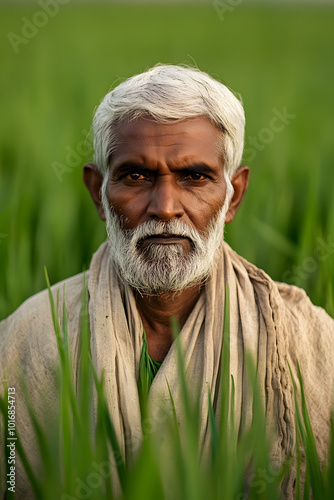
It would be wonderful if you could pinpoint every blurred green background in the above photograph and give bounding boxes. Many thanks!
[0,0,333,320]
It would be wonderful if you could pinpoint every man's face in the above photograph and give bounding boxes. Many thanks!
[106,117,229,237]
[100,117,235,294]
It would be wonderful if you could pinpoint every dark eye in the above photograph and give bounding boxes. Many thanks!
[190,172,204,180]
[125,172,148,181]
[183,172,206,181]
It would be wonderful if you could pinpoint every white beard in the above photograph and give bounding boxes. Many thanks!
[101,175,234,295]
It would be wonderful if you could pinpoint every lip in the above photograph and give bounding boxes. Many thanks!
[138,234,190,246]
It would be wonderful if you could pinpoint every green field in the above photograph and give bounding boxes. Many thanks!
[0,2,334,319]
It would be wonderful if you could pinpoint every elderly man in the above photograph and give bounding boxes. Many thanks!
[1,64,334,499]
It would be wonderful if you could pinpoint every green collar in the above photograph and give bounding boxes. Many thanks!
[137,330,162,414]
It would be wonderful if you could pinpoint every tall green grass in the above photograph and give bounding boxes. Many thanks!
[1,280,334,499]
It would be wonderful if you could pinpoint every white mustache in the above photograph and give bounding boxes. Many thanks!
[122,219,206,252]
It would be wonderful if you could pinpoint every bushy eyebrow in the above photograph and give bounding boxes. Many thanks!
[179,163,217,176]
[112,161,218,178]
[112,162,148,177]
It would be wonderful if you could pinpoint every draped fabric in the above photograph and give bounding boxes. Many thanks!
[1,241,334,499]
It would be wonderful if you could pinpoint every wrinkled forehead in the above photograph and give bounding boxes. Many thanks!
[109,116,225,167]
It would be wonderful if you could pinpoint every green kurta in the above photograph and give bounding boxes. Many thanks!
[137,330,162,412]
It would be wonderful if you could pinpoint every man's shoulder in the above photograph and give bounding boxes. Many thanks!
[275,282,334,453]
[2,271,88,324]
[233,248,334,390]
[274,281,334,397]
[275,280,333,326]
[0,271,89,360]
[224,242,333,319]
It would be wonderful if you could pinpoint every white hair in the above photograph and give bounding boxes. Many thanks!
[92,64,245,179]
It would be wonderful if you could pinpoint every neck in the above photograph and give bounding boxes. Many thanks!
[135,285,202,362]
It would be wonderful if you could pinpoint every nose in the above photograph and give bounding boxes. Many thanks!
[146,178,184,221]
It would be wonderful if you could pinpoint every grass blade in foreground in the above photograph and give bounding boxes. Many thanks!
[3,276,334,499]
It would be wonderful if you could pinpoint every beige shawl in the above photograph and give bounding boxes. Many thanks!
[1,241,334,499]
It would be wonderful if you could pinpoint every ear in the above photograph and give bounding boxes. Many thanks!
[225,165,249,224]
[83,163,106,221]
